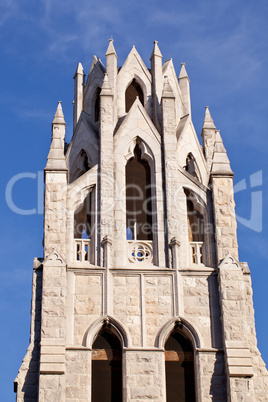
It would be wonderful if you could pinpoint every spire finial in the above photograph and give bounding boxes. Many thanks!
[52,101,65,125]
[203,106,216,129]
[100,73,112,95]
[179,62,189,80]
[162,75,175,98]
[105,38,118,58]
[150,40,162,59]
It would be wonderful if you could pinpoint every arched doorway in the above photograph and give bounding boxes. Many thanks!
[92,329,122,402]
[165,330,196,401]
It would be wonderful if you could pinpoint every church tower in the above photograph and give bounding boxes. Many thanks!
[15,40,268,401]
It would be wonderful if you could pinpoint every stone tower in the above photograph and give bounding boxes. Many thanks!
[15,40,268,401]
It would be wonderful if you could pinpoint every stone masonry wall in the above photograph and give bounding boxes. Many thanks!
[65,350,91,402]
[113,275,141,346]
[144,275,173,346]
[74,274,103,345]
[182,274,214,348]
[212,176,238,263]
[124,350,165,401]
[197,350,227,401]
[15,262,42,402]
[44,172,67,260]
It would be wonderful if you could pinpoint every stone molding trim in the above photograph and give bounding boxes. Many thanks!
[83,315,132,348]
[225,341,254,377]
[155,316,203,349]
[43,249,66,267]
[39,339,65,374]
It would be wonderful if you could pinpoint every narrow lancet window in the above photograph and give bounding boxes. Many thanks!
[92,329,122,402]
[165,330,196,402]
[125,79,144,112]
[74,190,95,263]
[74,193,91,240]
[187,198,204,243]
[126,143,152,241]
[186,192,205,264]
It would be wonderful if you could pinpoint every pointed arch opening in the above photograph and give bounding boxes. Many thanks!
[125,141,155,264]
[74,188,96,263]
[126,142,152,242]
[185,189,205,265]
[165,328,196,402]
[125,78,144,112]
[92,326,122,402]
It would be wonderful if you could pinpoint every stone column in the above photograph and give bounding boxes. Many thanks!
[124,349,166,401]
[210,131,238,262]
[39,250,67,402]
[150,40,163,129]
[44,102,68,260]
[73,62,85,131]
[178,63,191,118]
[170,237,180,315]
[201,106,217,173]
[161,77,180,267]
[102,235,112,315]
[218,253,255,401]
[211,175,238,262]
[99,74,114,267]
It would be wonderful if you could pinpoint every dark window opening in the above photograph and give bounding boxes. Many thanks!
[165,331,196,402]
[92,329,122,402]
[74,193,92,239]
[125,79,144,113]
[81,150,90,173]
[95,87,101,122]
[126,143,152,241]
[185,153,200,181]
[187,198,204,243]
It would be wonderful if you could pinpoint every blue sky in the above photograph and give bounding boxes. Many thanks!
[1,0,268,400]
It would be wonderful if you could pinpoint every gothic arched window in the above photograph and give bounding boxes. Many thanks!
[126,143,152,241]
[186,190,205,265]
[187,198,204,243]
[125,79,144,112]
[74,192,92,240]
[92,329,122,402]
[165,330,196,402]
[74,189,96,263]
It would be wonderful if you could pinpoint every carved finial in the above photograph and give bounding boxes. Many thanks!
[150,40,162,60]
[203,106,216,129]
[179,62,189,80]
[52,101,65,125]
[105,38,118,58]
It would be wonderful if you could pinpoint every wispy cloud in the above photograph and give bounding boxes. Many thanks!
[17,109,52,120]
[0,0,18,27]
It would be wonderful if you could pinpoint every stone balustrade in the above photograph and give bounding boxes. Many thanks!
[190,241,203,265]
[74,239,90,262]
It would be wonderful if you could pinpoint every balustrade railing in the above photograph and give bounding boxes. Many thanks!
[190,241,203,265]
[127,240,153,264]
[75,239,90,262]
